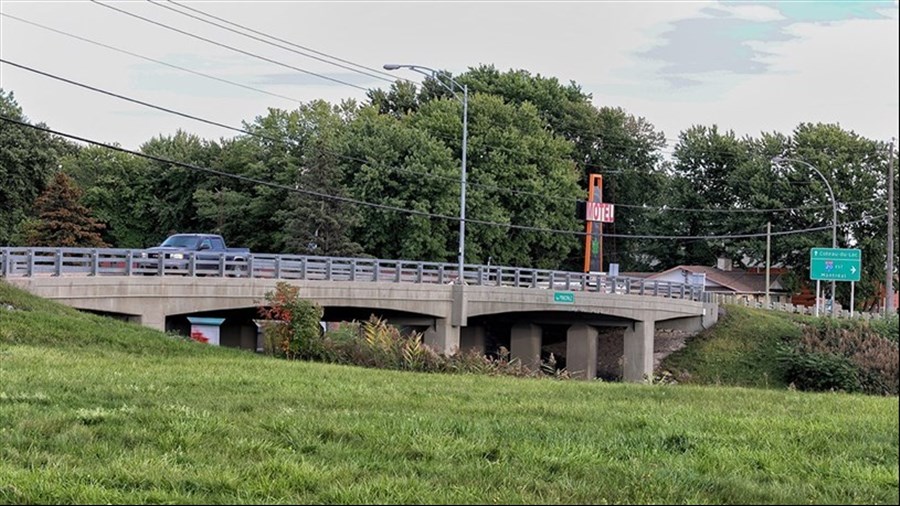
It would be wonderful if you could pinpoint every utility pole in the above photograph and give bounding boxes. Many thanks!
[765,221,771,307]
[887,139,896,315]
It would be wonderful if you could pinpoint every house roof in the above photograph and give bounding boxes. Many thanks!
[646,265,787,294]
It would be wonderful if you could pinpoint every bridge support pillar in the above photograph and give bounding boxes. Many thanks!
[623,320,654,382]
[423,318,459,355]
[140,308,167,332]
[703,302,719,327]
[511,323,541,370]
[460,325,486,354]
[566,323,598,380]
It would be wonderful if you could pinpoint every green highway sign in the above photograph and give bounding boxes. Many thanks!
[810,248,861,282]
[553,291,575,304]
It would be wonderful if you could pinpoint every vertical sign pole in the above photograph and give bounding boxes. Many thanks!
[583,205,592,273]
[765,221,771,307]
[598,177,603,273]
[583,174,603,273]
[815,280,820,317]
[850,281,855,318]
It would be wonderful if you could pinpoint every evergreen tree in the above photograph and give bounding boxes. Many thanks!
[26,172,108,247]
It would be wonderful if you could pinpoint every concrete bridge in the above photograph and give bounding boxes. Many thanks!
[1,248,717,382]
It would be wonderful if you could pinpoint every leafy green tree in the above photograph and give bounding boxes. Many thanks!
[358,77,586,268]
[192,132,290,254]
[371,66,670,270]
[340,105,459,261]
[139,130,223,244]
[665,125,752,267]
[663,122,891,311]
[25,172,107,247]
[591,108,668,270]
[193,101,363,256]
[267,101,363,257]
[412,93,581,268]
[0,89,76,245]
[62,147,156,247]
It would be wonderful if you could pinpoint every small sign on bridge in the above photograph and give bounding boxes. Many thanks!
[553,291,575,304]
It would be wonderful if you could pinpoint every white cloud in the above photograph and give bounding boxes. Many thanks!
[717,4,785,22]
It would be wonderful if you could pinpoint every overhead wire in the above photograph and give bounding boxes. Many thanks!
[3,9,683,177]
[147,0,396,85]
[0,115,883,242]
[167,0,408,83]
[22,2,847,187]
[3,57,875,218]
[0,59,285,143]
[0,13,306,106]
[89,0,371,91]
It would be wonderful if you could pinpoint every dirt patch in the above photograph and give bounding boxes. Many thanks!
[653,329,691,370]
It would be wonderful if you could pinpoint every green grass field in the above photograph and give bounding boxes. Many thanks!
[1,281,898,504]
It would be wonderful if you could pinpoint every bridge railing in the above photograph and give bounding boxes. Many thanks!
[0,247,705,301]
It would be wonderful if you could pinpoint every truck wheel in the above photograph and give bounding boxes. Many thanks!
[229,258,249,278]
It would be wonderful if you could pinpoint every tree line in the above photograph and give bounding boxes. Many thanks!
[1,65,896,308]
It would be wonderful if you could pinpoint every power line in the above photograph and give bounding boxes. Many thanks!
[148,0,396,85]
[4,58,878,219]
[2,10,658,177]
[89,0,370,91]
[4,14,667,175]
[1,115,882,242]
[0,13,305,106]
[0,114,452,220]
[0,58,564,205]
[614,199,879,214]
[0,58,602,206]
[0,58,565,203]
[167,0,407,84]
[5,11,689,179]
[603,217,882,240]
[0,58,284,143]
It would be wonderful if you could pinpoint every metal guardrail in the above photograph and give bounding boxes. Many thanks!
[0,247,705,301]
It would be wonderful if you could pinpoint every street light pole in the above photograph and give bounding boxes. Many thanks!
[384,64,468,283]
[772,155,838,316]
[887,139,895,315]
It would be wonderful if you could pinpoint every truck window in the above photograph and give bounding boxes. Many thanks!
[161,235,199,249]
[211,237,225,250]
[200,238,212,250]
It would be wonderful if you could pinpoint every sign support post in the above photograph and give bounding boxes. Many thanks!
[583,174,603,273]
[815,280,820,317]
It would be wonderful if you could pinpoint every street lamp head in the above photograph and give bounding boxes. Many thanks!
[382,64,402,71]
[771,155,787,164]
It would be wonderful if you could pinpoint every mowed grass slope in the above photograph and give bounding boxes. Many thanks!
[1,282,898,504]
[661,305,803,388]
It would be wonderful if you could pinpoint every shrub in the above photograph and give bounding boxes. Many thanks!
[777,319,899,396]
[870,314,899,343]
[777,345,861,393]
[257,285,570,379]
[257,282,324,360]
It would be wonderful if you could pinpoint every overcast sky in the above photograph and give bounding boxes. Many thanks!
[1,1,897,153]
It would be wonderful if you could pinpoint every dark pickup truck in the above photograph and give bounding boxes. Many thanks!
[138,233,251,275]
